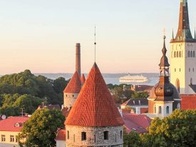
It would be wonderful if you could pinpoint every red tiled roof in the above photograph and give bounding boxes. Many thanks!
[66,63,124,127]
[56,129,66,141]
[0,116,29,132]
[61,107,71,117]
[80,74,86,85]
[63,71,81,93]
[181,94,196,110]
[123,113,151,133]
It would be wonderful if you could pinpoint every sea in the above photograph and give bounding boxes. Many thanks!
[35,73,159,86]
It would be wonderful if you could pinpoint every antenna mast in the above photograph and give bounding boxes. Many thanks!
[94,26,97,63]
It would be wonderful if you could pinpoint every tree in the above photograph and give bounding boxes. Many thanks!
[19,108,65,147]
[142,109,196,147]
[124,131,142,147]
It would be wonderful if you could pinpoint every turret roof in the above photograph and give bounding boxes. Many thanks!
[66,63,124,127]
[63,71,81,93]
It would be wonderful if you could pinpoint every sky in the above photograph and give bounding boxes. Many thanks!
[0,0,196,75]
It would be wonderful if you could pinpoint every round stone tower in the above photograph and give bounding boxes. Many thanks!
[65,63,124,146]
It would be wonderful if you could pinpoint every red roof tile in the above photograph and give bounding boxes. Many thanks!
[63,71,81,93]
[66,63,124,127]
[123,113,151,133]
[0,116,29,132]
[80,74,86,85]
[56,129,66,141]
[181,94,196,110]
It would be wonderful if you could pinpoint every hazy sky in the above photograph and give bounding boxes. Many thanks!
[0,0,196,74]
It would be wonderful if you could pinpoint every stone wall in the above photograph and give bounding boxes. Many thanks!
[63,93,78,108]
[66,125,123,147]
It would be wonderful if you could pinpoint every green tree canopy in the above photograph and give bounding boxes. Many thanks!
[19,108,65,147]
[142,109,196,147]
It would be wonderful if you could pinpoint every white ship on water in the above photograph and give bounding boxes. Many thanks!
[119,74,148,83]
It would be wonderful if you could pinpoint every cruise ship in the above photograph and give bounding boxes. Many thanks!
[119,74,148,83]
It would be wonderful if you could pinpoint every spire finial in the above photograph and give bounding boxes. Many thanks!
[162,35,167,55]
[94,26,97,63]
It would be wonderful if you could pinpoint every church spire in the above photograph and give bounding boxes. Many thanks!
[159,36,170,77]
[171,0,196,42]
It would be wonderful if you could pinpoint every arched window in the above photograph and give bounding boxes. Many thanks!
[177,103,180,109]
[81,132,86,141]
[174,51,176,57]
[179,51,181,57]
[104,131,109,140]
[166,106,169,114]
[190,78,193,85]
[193,51,195,57]
[188,51,190,57]
[176,51,178,57]
[191,51,193,57]
[154,105,156,113]
[158,106,162,114]
[120,130,123,139]
[176,79,180,93]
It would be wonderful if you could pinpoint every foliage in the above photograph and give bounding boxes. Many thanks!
[0,70,68,116]
[19,108,65,147]
[123,131,142,147]
[141,109,196,147]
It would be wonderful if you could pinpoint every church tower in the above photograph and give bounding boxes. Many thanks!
[170,0,196,94]
[65,63,124,146]
[148,36,180,118]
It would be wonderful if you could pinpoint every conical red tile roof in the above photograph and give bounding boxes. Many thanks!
[66,63,124,127]
[63,71,81,93]
[80,74,86,85]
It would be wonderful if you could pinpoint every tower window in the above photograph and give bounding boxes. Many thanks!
[81,132,86,141]
[67,131,69,139]
[104,131,109,140]
[120,130,123,139]
[166,106,169,114]
[158,106,162,114]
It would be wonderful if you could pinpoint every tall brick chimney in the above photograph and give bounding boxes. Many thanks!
[75,43,81,76]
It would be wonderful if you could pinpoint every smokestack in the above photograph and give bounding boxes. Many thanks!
[75,43,81,76]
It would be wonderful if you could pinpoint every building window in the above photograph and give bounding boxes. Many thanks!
[193,68,194,72]
[189,68,191,72]
[190,78,193,85]
[1,135,5,142]
[94,135,96,143]
[81,132,86,141]
[166,106,169,114]
[158,106,162,114]
[104,131,109,140]
[154,105,156,113]
[174,51,176,57]
[177,103,180,109]
[174,68,176,72]
[115,134,117,142]
[73,134,75,142]
[67,131,69,139]
[179,51,181,57]
[120,130,122,139]
[179,68,181,72]
[193,51,195,57]
[188,51,190,57]
[10,135,14,142]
